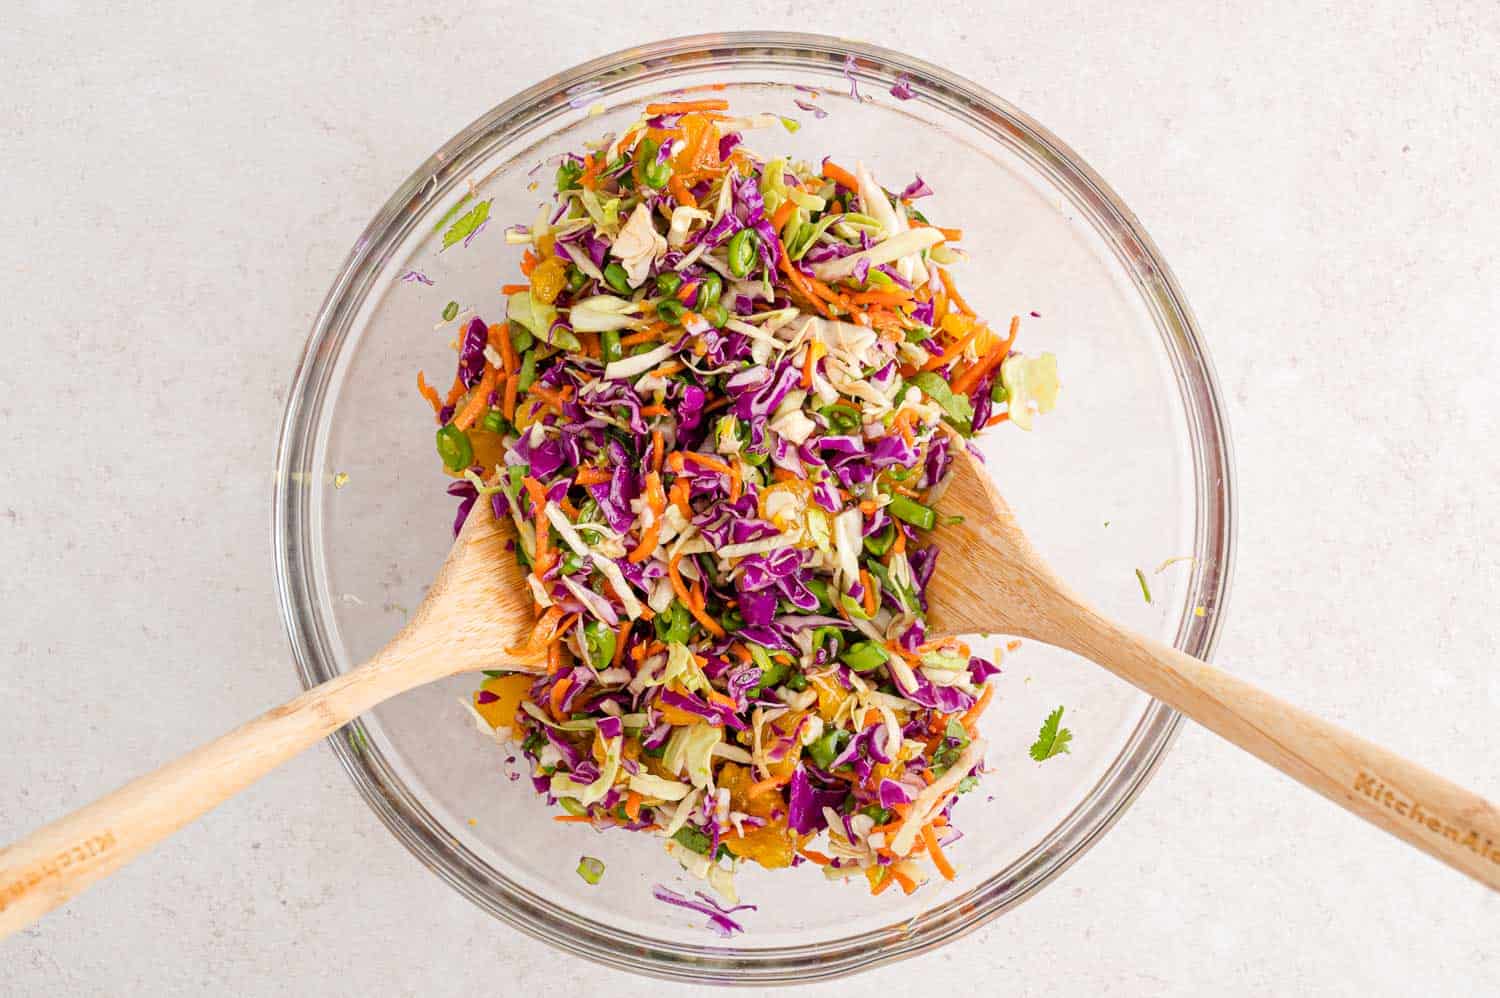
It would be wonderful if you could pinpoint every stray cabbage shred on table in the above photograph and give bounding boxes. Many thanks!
[420,96,1057,904]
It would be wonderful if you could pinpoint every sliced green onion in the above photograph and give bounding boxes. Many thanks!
[887,495,937,531]
[441,301,459,322]
[576,856,606,885]
[600,329,623,363]
[516,350,538,391]
[840,640,890,673]
[656,271,683,297]
[481,410,505,434]
[703,302,728,328]
[583,619,617,670]
[656,298,687,324]
[603,262,633,295]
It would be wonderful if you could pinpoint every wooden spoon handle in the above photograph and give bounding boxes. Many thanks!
[1054,605,1500,890]
[0,658,411,939]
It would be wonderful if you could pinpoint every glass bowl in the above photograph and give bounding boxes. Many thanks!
[273,32,1234,985]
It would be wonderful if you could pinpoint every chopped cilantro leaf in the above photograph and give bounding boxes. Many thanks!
[1028,706,1072,762]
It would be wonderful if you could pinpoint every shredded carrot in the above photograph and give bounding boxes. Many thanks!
[860,568,878,617]
[961,683,995,732]
[706,689,739,711]
[799,847,834,866]
[621,324,665,346]
[488,322,517,374]
[520,250,538,277]
[858,499,879,515]
[986,412,1010,426]
[453,365,497,431]
[552,814,595,824]
[848,288,912,307]
[748,772,791,797]
[529,382,574,412]
[612,619,632,669]
[627,472,666,563]
[523,475,552,572]
[549,676,573,718]
[668,550,726,637]
[645,98,730,114]
[936,226,963,241]
[651,430,665,472]
[922,824,956,880]
[500,283,529,294]
[501,374,518,421]
[777,249,831,317]
[650,360,685,379]
[770,198,795,232]
[951,315,1018,396]
[728,460,742,503]
[891,867,918,895]
[821,160,860,191]
[574,466,612,486]
[669,478,692,518]
[870,869,897,895]
[938,268,974,317]
[683,452,733,475]
[416,371,443,417]
[443,374,466,409]
[624,790,642,820]
[578,153,602,190]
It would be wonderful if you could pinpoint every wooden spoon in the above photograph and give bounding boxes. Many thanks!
[924,441,1500,890]
[4,445,1497,939]
[0,505,543,938]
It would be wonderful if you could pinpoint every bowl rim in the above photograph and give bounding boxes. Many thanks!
[273,30,1236,985]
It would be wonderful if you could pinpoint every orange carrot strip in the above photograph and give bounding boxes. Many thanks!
[500,283,529,294]
[640,404,668,417]
[489,322,517,374]
[801,342,819,388]
[627,472,667,563]
[799,847,833,866]
[575,466,612,486]
[651,430,665,472]
[951,315,1018,396]
[986,412,1010,427]
[728,460,742,503]
[612,620,632,669]
[669,478,692,518]
[416,371,443,417]
[922,824,956,880]
[848,289,913,307]
[770,198,795,232]
[821,160,860,191]
[578,154,601,191]
[748,772,791,797]
[624,791,642,820]
[961,683,995,732]
[683,452,733,475]
[777,249,830,318]
[520,250,538,277]
[668,550,726,637]
[621,324,666,346]
[549,676,573,717]
[552,814,596,824]
[501,374,518,421]
[891,868,918,895]
[443,374,466,409]
[871,869,896,895]
[938,268,974,316]
[860,569,877,617]
[453,365,498,431]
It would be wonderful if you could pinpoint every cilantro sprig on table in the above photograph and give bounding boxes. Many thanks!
[1029,706,1072,762]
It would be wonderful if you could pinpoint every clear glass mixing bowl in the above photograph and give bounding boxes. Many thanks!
[273,32,1234,985]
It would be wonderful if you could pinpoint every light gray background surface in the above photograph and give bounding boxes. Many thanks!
[3,4,1497,995]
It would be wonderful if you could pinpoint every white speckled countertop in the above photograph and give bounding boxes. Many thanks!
[3,4,1497,995]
